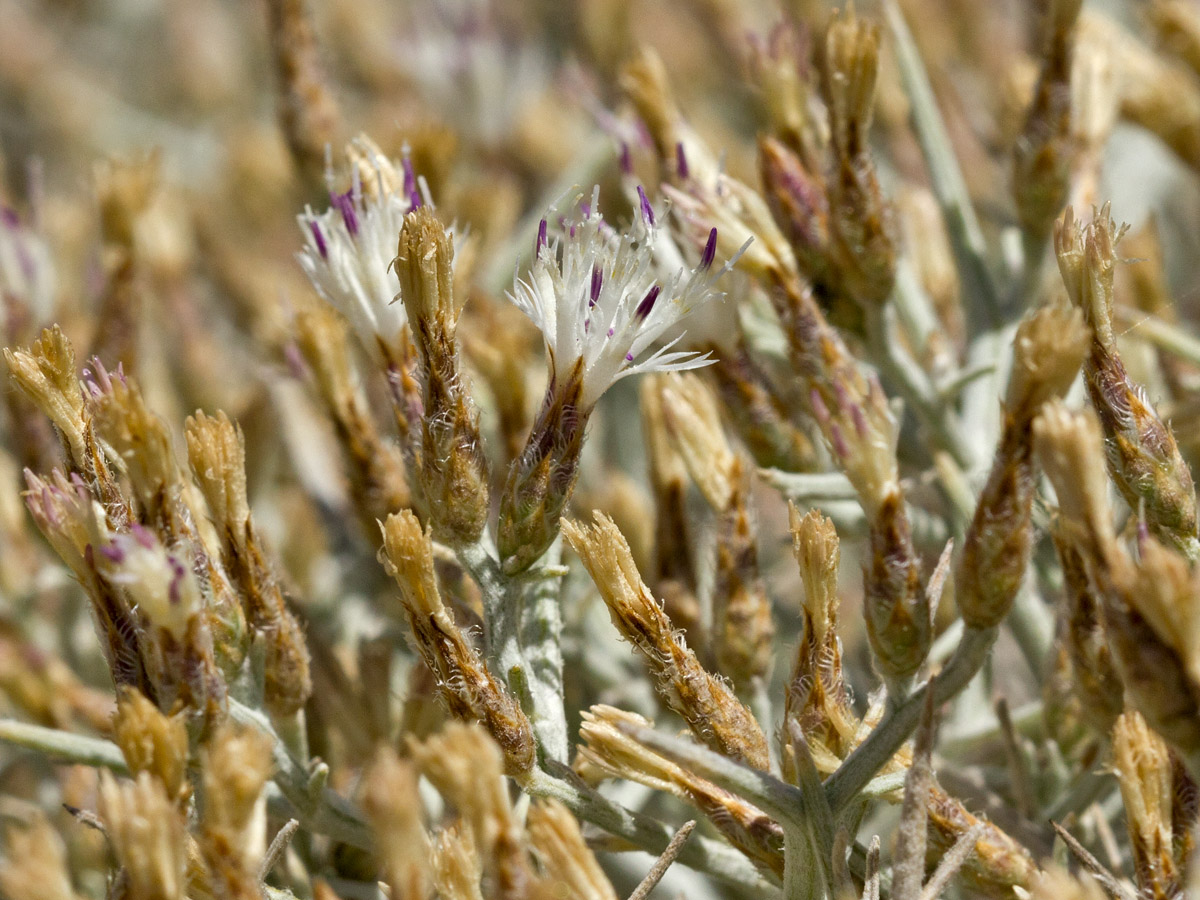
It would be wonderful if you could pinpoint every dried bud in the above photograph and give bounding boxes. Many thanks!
[958,306,1088,629]
[394,206,489,544]
[431,826,484,900]
[196,723,273,899]
[265,0,341,182]
[748,23,829,168]
[1051,526,1124,732]
[380,511,535,776]
[578,706,784,877]
[640,376,702,639]
[361,747,431,899]
[926,785,1037,896]
[655,374,775,687]
[1055,206,1198,557]
[1033,401,1116,553]
[498,363,589,574]
[5,326,89,470]
[817,7,897,306]
[862,487,928,681]
[1150,0,1200,78]
[562,513,770,770]
[784,506,856,777]
[113,686,189,803]
[620,48,719,187]
[186,411,312,717]
[657,371,737,510]
[0,814,80,900]
[526,801,617,900]
[1106,540,1200,761]
[99,771,189,900]
[1028,868,1108,900]
[1012,0,1083,239]
[1113,709,1181,898]
[704,344,818,472]
[293,305,410,529]
[410,723,532,897]
[759,136,833,291]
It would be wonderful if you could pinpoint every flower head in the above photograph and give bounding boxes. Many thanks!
[297,138,421,349]
[508,186,733,410]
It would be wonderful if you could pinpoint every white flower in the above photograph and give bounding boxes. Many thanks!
[296,141,421,349]
[507,186,735,409]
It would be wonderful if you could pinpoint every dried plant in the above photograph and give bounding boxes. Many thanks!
[7,1,1200,898]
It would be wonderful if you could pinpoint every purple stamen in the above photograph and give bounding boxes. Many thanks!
[99,542,126,563]
[309,221,328,260]
[676,142,689,178]
[635,284,661,319]
[590,266,603,306]
[637,186,656,227]
[408,188,423,210]
[130,522,156,549]
[626,352,634,361]
[829,422,850,459]
[535,218,548,258]
[851,403,868,438]
[402,155,417,198]
[607,327,615,337]
[619,142,633,174]
[700,227,718,270]
[332,190,359,237]
[809,388,830,424]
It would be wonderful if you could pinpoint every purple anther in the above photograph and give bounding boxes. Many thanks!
[408,188,423,210]
[619,142,633,175]
[130,521,156,549]
[167,557,186,604]
[832,378,851,413]
[637,186,656,227]
[829,422,850,459]
[98,542,126,563]
[590,265,603,306]
[39,487,58,527]
[332,190,359,237]
[809,387,830,424]
[535,218,548,258]
[676,142,689,178]
[635,284,661,319]
[310,221,328,260]
[700,227,718,270]
[402,155,417,198]
[851,403,868,438]
[626,352,635,361]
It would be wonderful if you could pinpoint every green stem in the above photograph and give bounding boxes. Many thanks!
[883,0,1002,335]
[823,626,997,813]
[0,718,129,772]
[228,699,373,851]
[526,767,779,895]
[518,542,569,763]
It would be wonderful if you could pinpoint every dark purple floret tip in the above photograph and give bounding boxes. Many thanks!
[590,265,603,305]
[676,142,689,178]
[635,284,661,319]
[701,227,718,270]
[310,221,328,259]
[637,186,655,227]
